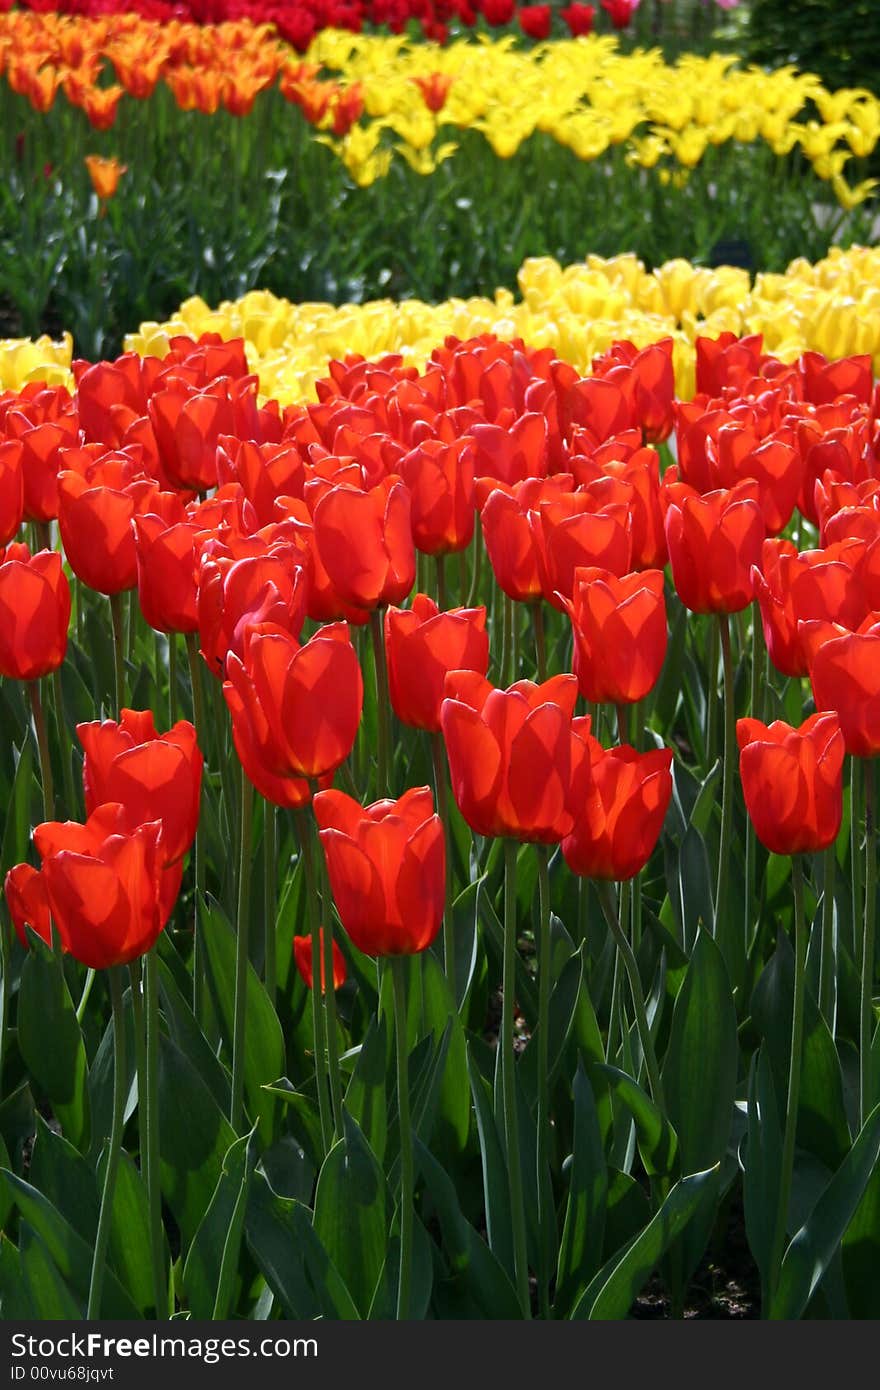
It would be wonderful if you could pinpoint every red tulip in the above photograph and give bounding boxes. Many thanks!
[0,440,25,546]
[752,538,865,678]
[224,621,362,806]
[695,333,765,398]
[77,709,202,865]
[293,929,347,991]
[518,4,552,40]
[805,619,880,757]
[736,713,844,855]
[0,544,70,680]
[5,803,179,968]
[314,786,445,956]
[197,541,308,678]
[148,375,259,493]
[440,671,592,843]
[562,740,673,880]
[4,413,79,523]
[133,500,201,634]
[560,3,595,36]
[531,480,633,608]
[57,449,159,596]
[399,437,475,556]
[592,338,675,443]
[663,479,764,614]
[563,566,667,705]
[309,474,415,612]
[385,594,489,732]
[478,476,571,603]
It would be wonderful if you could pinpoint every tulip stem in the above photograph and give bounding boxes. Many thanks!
[144,951,167,1316]
[500,595,513,688]
[820,843,836,1032]
[466,530,483,608]
[129,956,166,1318]
[368,608,391,796]
[296,810,332,1152]
[28,680,54,822]
[263,801,277,1006]
[435,553,448,610]
[430,733,455,998]
[109,592,125,715]
[168,632,178,727]
[768,855,807,1309]
[861,762,876,1127]
[391,955,414,1320]
[50,667,78,817]
[87,966,127,1319]
[597,881,665,1109]
[312,806,344,1139]
[535,844,552,1321]
[715,614,737,975]
[533,601,547,682]
[75,969,96,1024]
[230,767,254,1133]
[503,839,532,1318]
[184,633,207,1025]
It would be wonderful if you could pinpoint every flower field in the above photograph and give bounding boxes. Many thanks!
[1,3,879,1328]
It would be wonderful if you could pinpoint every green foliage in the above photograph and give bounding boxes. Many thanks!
[748,0,880,94]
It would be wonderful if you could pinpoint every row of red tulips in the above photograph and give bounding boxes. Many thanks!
[1,322,879,1318]
[0,0,639,47]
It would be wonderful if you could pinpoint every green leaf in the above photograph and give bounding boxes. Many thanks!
[752,933,851,1172]
[662,928,737,1172]
[103,1150,159,1317]
[157,958,230,1116]
[571,1166,720,1319]
[467,1048,514,1278]
[771,1104,880,1320]
[184,1129,258,1319]
[313,1110,389,1318]
[245,1168,359,1319]
[367,1214,434,1320]
[419,952,470,1156]
[0,1170,138,1317]
[19,1225,83,1319]
[261,1079,323,1174]
[556,1061,608,1316]
[28,1115,99,1244]
[0,738,34,874]
[519,945,583,1100]
[344,1016,387,1162]
[594,1063,679,1180]
[17,935,90,1151]
[743,1046,783,1288]
[842,1165,880,1320]
[157,1033,237,1253]
[414,1138,523,1319]
[0,1233,34,1318]
[451,878,481,1011]
[199,897,284,1143]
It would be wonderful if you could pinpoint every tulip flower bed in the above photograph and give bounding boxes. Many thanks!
[2,18,878,357]
[0,304,879,1324]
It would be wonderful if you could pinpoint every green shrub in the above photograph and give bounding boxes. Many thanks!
[748,0,880,93]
